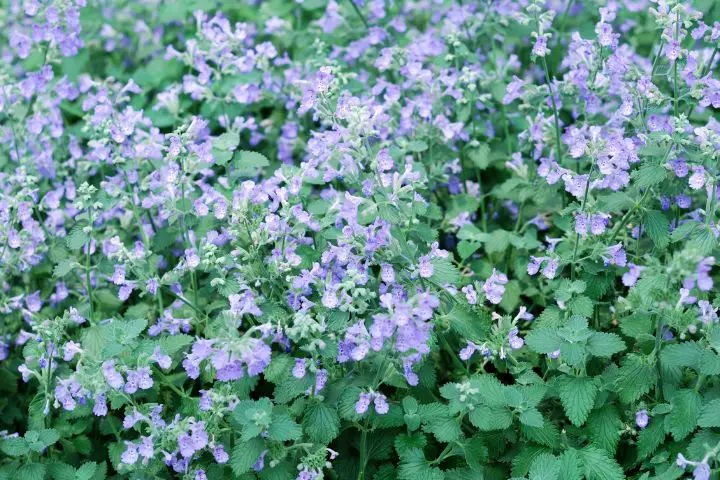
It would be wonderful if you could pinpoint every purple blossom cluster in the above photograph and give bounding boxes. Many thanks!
[2,0,720,478]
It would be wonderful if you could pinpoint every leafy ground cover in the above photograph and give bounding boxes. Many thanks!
[2,0,720,479]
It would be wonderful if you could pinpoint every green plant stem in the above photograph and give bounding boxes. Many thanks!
[347,0,369,30]
[85,209,95,323]
[570,162,595,280]
[540,56,563,166]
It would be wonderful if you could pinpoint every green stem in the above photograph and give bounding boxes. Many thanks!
[570,162,596,280]
[347,0,369,30]
[540,56,563,166]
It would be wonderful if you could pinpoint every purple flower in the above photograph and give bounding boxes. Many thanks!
[532,37,548,57]
[213,445,229,464]
[605,244,627,267]
[93,394,108,416]
[694,462,711,480]
[418,255,433,278]
[150,346,172,369]
[622,264,643,287]
[665,40,681,61]
[542,258,559,279]
[503,76,526,104]
[508,329,524,350]
[25,291,42,313]
[373,394,389,414]
[121,442,139,465]
[483,269,507,305]
[689,166,705,190]
[292,358,306,378]
[380,263,395,283]
[355,392,371,414]
[635,409,649,429]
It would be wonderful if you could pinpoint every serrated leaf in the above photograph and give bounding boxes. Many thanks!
[520,408,545,428]
[0,436,28,456]
[464,437,488,472]
[430,258,460,285]
[669,389,700,441]
[66,225,89,250]
[615,355,657,403]
[75,462,97,480]
[398,449,444,480]
[213,131,240,151]
[469,405,512,431]
[268,413,302,441]
[17,464,46,480]
[633,164,666,189]
[637,417,665,459]
[587,405,622,454]
[303,403,340,444]
[569,295,594,318]
[558,376,597,426]
[577,446,625,480]
[661,342,703,369]
[671,221,700,243]
[53,259,76,278]
[643,210,669,249]
[587,333,626,358]
[529,453,560,480]
[234,150,270,177]
[525,328,562,355]
[230,437,265,476]
[698,399,720,427]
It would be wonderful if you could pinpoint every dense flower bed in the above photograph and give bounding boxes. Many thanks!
[2,0,720,478]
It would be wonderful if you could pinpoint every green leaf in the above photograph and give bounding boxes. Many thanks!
[692,227,717,255]
[234,150,270,177]
[587,405,622,454]
[303,403,340,444]
[464,437,488,472]
[0,436,28,456]
[525,328,562,355]
[670,220,700,243]
[637,418,665,459]
[643,210,669,249]
[633,164,666,189]
[467,144,491,170]
[669,389,700,441]
[53,259,76,278]
[75,462,98,480]
[558,450,580,480]
[47,463,75,480]
[230,437,265,476]
[558,376,597,426]
[17,464,46,480]
[698,399,720,427]
[406,140,429,153]
[469,405,513,431]
[529,453,560,480]
[398,449,444,480]
[577,446,625,480]
[424,416,462,443]
[213,131,240,151]
[569,296,594,318]
[661,342,703,369]
[615,355,657,403]
[66,225,89,250]
[519,408,545,428]
[587,333,626,358]
[430,258,460,285]
[268,413,302,441]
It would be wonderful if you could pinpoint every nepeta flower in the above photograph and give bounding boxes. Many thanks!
[483,269,507,305]
[635,409,649,429]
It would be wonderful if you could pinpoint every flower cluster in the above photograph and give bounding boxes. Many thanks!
[2,0,720,479]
